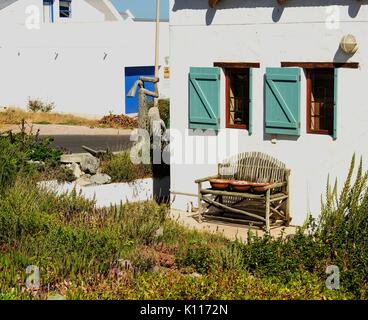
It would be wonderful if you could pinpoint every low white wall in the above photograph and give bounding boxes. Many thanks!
[40,178,154,208]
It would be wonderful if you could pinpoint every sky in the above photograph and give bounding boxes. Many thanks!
[111,0,169,20]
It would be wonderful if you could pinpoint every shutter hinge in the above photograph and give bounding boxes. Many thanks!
[217,118,221,124]
[298,75,301,82]
[218,74,221,80]
[298,122,301,128]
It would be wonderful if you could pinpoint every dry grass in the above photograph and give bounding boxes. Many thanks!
[0,107,99,127]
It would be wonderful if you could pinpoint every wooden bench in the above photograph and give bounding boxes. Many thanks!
[195,152,291,232]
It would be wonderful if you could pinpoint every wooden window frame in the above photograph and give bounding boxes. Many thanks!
[306,68,334,135]
[225,68,250,129]
[281,62,358,69]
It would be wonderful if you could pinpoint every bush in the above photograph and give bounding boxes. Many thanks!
[0,138,22,192]
[27,98,55,113]
[0,125,63,191]
[158,99,170,128]
[315,154,368,297]
[0,176,168,297]
[101,151,152,183]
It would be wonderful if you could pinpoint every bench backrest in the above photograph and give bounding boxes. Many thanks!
[218,152,289,183]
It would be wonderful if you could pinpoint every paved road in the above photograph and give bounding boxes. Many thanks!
[44,134,133,153]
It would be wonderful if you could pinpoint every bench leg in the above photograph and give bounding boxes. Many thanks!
[265,189,270,233]
[197,182,203,223]
[285,174,291,226]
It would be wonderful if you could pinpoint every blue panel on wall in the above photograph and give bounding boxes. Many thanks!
[125,66,155,114]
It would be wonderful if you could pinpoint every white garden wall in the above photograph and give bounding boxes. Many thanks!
[169,0,368,225]
[0,0,170,116]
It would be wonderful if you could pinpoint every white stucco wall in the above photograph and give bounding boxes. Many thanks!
[0,0,170,116]
[169,0,368,225]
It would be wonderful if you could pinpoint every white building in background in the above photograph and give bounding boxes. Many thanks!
[169,0,368,225]
[0,0,169,117]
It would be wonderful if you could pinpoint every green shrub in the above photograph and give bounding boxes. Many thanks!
[101,151,152,183]
[0,138,22,192]
[27,98,55,113]
[0,126,63,191]
[158,99,170,128]
[315,154,368,297]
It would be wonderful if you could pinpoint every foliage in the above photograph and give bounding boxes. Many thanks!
[316,154,368,297]
[27,98,55,113]
[0,123,63,191]
[1,154,368,299]
[158,99,170,128]
[0,107,98,127]
[98,113,138,129]
[101,151,152,183]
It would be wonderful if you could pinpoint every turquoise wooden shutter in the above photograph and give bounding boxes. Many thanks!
[189,67,220,130]
[265,67,301,136]
[333,68,338,139]
[248,68,253,135]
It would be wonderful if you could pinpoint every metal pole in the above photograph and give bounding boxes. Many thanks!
[154,0,160,108]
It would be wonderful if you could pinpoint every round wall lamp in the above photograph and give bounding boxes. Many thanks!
[340,34,358,54]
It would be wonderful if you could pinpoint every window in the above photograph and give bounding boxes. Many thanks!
[59,0,71,18]
[43,0,54,23]
[225,68,250,129]
[306,69,335,135]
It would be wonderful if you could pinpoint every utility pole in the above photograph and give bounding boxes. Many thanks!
[154,0,160,108]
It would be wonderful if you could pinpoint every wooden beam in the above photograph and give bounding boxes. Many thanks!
[203,214,264,226]
[201,188,264,199]
[281,62,359,69]
[202,196,266,221]
[214,62,261,69]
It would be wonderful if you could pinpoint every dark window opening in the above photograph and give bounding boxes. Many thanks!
[307,68,334,135]
[225,68,250,129]
[60,0,71,18]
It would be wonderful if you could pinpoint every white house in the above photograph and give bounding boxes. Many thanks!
[0,0,169,117]
[169,0,368,225]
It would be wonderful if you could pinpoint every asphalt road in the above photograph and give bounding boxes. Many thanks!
[44,134,133,153]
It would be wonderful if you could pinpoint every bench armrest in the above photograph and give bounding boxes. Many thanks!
[195,175,219,184]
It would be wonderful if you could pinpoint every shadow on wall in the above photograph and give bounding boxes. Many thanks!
[172,0,364,25]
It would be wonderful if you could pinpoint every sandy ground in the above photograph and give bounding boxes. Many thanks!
[170,209,297,242]
[2,124,132,136]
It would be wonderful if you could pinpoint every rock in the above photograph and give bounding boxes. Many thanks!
[47,293,66,300]
[26,160,45,168]
[70,162,82,179]
[75,174,96,187]
[60,154,86,164]
[154,226,164,238]
[189,272,202,278]
[80,156,100,174]
[90,173,112,185]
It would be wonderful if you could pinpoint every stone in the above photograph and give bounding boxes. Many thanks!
[154,226,164,238]
[60,154,86,164]
[70,162,82,179]
[47,293,66,300]
[80,156,100,174]
[189,272,202,278]
[75,174,95,187]
[90,173,112,185]
[26,160,45,168]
